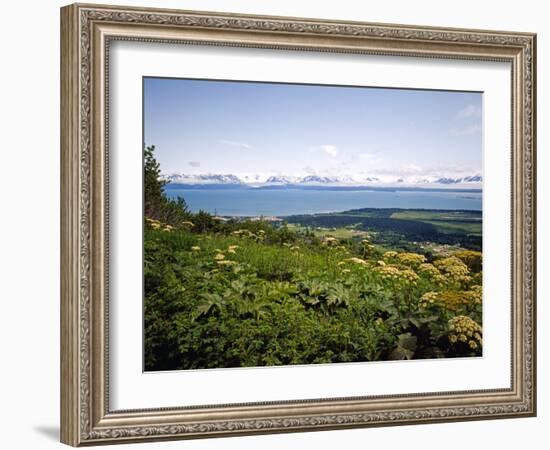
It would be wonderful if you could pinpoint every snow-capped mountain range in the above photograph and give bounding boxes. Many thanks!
[163,173,482,189]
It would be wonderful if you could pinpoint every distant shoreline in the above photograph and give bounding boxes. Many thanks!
[211,207,483,221]
[165,183,482,194]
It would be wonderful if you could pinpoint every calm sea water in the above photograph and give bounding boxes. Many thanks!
[164,188,482,217]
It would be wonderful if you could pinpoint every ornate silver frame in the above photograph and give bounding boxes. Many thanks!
[60,3,536,446]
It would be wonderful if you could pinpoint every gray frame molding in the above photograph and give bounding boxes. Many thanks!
[60,3,536,446]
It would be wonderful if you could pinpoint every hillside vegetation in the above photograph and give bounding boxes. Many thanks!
[285,208,482,251]
[143,146,483,371]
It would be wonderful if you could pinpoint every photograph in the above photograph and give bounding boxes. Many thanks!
[143,77,484,372]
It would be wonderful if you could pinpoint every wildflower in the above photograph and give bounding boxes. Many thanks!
[377,266,418,284]
[181,221,194,227]
[150,222,161,229]
[377,266,401,280]
[214,253,225,260]
[453,250,483,272]
[361,239,375,253]
[419,291,481,312]
[418,263,441,278]
[447,315,482,349]
[400,269,419,284]
[395,252,426,268]
[216,260,236,266]
[191,246,201,252]
[463,285,482,304]
[377,260,386,267]
[145,217,161,227]
[345,257,368,266]
[232,229,254,238]
[383,251,398,261]
[434,256,471,283]
[228,245,240,251]
[341,269,351,274]
[424,290,481,312]
[419,291,438,308]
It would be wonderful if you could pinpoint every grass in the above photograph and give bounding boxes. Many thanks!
[390,210,481,221]
[314,228,367,239]
[286,223,369,240]
[390,210,482,236]
[420,220,481,236]
[151,229,350,281]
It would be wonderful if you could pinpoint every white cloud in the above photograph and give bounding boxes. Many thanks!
[450,125,482,136]
[456,104,482,120]
[188,161,200,167]
[218,140,252,149]
[401,163,422,173]
[364,161,480,179]
[359,153,375,161]
[318,144,338,157]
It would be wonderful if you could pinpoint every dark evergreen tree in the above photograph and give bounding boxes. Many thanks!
[143,144,191,226]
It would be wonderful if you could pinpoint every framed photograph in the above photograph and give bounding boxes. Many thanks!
[60,3,536,446]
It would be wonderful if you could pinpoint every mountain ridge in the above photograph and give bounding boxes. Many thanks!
[162,172,483,189]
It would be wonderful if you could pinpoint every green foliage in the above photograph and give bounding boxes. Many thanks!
[144,223,483,371]
[144,145,192,226]
[389,333,417,360]
[144,145,165,212]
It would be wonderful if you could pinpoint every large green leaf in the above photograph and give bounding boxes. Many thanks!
[389,333,417,360]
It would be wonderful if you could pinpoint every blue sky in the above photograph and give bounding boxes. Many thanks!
[144,77,482,183]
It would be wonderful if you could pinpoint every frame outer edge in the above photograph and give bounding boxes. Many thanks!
[528,33,536,416]
[533,34,537,416]
[61,3,81,447]
[61,2,537,445]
